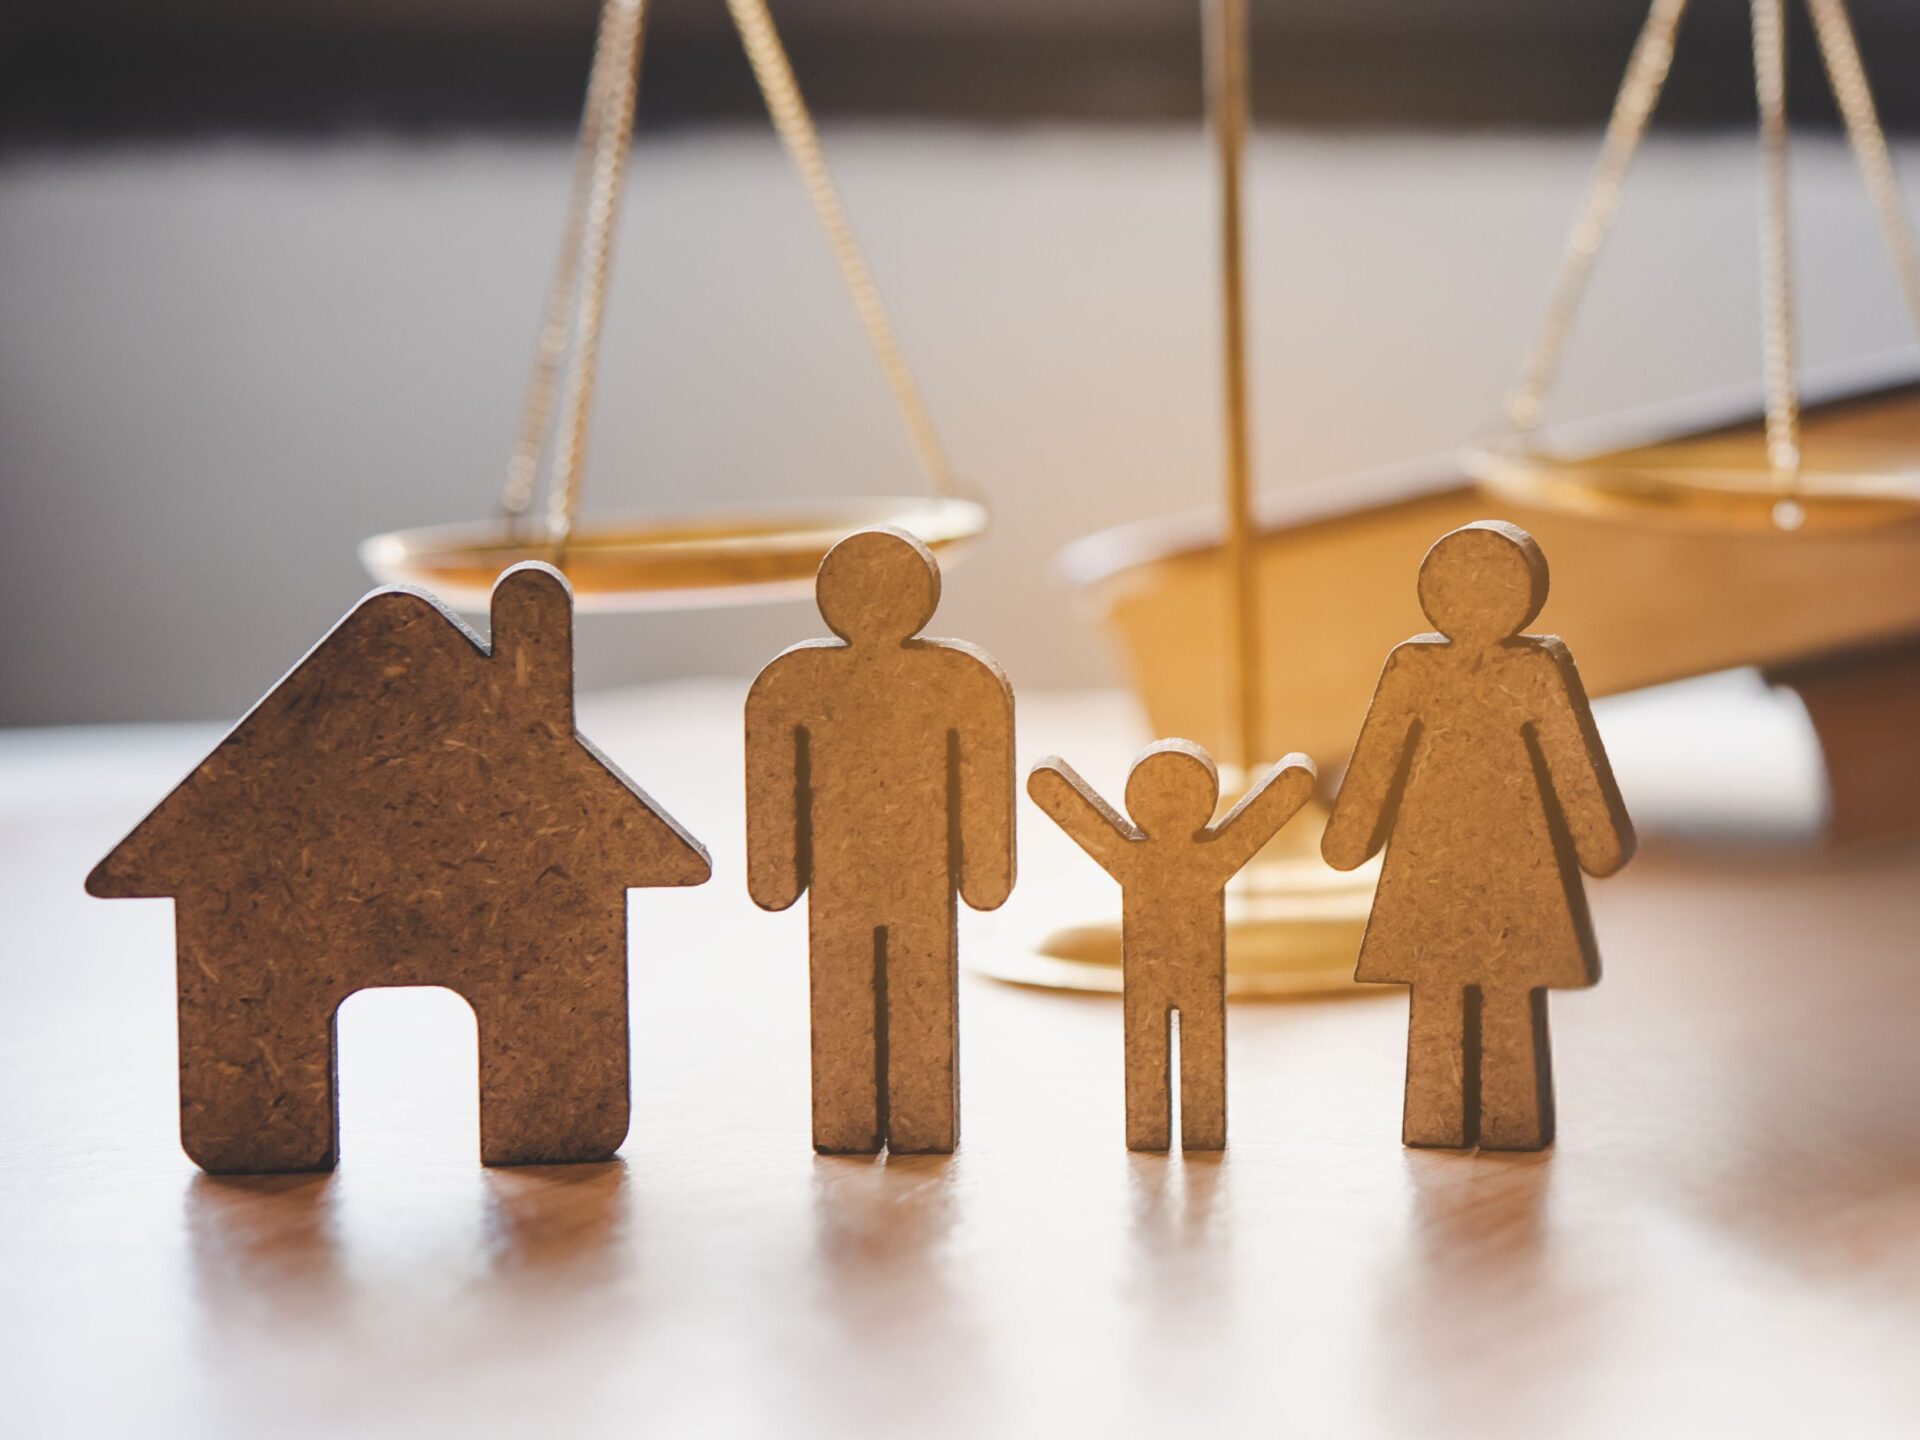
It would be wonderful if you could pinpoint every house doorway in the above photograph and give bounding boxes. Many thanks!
[333,986,481,1168]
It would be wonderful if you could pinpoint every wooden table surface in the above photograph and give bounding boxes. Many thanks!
[5,684,1919,1438]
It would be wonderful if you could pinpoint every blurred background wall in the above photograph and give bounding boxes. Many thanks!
[5,1,1920,724]
[11,2,1920,135]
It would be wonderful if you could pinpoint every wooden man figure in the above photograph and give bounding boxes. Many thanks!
[745,527,1016,1154]
[1322,521,1635,1151]
[86,564,711,1173]
[1028,742,1314,1151]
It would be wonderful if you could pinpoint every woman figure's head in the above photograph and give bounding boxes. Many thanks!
[1417,521,1549,645]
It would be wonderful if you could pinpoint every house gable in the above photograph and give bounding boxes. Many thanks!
[86,586,475,900]
[87,564,710,903]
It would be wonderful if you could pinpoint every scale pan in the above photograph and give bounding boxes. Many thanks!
[1464,364,1920,534]
[361,495,989,613]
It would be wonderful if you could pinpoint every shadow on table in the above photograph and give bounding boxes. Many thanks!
[182,1158,632,1311]
[480,1159,630,1274]
[1127,1149,1225,1246]
[808,1151,959,1292]
[1376,1151,1606,1423]
[1125,1150,1230,1326]
[184,1172,342,1289]
[806,1151,992,1411]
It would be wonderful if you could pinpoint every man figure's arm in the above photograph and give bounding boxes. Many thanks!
[950,646,1017,912]
[744,655,812,911]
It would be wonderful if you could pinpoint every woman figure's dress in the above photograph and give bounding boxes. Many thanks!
[1347,635,1610,992]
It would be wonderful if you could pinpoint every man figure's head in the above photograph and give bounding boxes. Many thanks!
[816,527,942,647]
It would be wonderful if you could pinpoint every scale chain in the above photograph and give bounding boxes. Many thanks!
[1752,0,1800,486]
[500,0,632,531]
[501,0,957,547]
[725,0,957,501]
[1502,0,1690,436]
[1805,0,1920,337]
[1504,0,1920,502]
[544,0,647,545]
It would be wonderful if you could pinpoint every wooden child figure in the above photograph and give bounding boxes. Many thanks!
[1323,520,1635,1151]
[745,526,1016,1155]
[1028,742,1315,1151]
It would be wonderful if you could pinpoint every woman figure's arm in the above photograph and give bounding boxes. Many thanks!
[1531,640,1636,877]
[1322,644,1425,871]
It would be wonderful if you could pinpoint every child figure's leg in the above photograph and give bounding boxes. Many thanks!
[1403,984,1471,1148]
[1476,986,1555,1151]
[1124,993,1172,1152]
[1175,994,1226,1151]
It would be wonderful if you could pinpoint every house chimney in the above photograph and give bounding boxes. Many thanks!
[489,562,574,730]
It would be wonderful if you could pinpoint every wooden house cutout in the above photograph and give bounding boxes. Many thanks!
[87,563,711,1174]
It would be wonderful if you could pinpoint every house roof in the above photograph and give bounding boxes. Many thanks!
[87,567,710,900]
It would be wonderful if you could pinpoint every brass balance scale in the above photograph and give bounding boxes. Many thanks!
[367,0,1920,996]
[361,0,985,608]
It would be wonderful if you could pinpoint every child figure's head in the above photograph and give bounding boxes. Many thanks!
[1125,740,1220,837]
[1417,520,1548,646]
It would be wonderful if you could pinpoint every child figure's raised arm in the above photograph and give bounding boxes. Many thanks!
[1207,754,1316,878]
[1531,640,1636,877]
[1323,643,1426,871]
[1026,758,1137,880]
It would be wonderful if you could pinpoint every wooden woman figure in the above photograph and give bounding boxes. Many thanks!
[1322,521,1634,1151]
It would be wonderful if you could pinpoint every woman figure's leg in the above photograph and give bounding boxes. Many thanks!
[1476,986,1555,1151]
[1404,985,1471,1148]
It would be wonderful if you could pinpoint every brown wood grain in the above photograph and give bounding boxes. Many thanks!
[745,528,1016,1154]
[1324,523,1634,1151]
[1028,743,1313,1150]
[85,564,711,1173]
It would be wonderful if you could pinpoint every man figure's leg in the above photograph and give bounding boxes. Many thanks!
[809,908,886,1154]
[879,903,959,1153]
